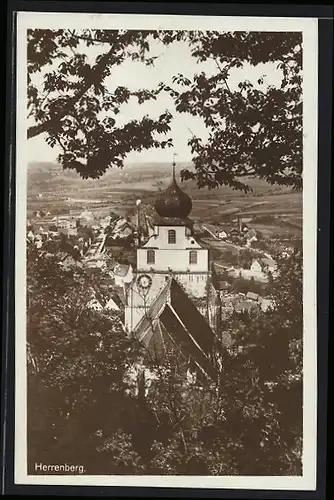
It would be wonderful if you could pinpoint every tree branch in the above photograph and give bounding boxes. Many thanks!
[68,29,110,45]
[27,37,126,139]
[213,57,231,93]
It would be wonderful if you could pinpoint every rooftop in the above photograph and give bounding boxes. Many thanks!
[134,277,216,380]
[154,164,192,220]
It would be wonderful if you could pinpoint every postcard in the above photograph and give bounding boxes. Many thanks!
[14,11,318,491]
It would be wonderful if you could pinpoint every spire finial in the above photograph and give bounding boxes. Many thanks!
[172,152,177,180]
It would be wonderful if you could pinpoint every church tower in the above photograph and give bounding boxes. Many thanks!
[124,160,219,334]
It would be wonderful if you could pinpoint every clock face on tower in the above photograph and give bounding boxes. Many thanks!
[137,274,152,291]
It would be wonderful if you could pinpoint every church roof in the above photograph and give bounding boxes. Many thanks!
[151,215,193,227]
[134,277,216,379]
[154,167,192,219]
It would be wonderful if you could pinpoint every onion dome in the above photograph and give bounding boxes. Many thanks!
[154,164,192,218]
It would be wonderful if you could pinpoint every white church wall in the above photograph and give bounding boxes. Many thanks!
[137,248,209,272]
[175,273,209,297]
[124,271,211,332]
[142,226,202,250]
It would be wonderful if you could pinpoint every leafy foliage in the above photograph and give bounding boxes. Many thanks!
[28,30,302,190]
[219,248,303,474]
[142,249,303,475]
[28,29,174,178]
[27,243,302,475]
[170,32,303,191]
[27,246,145,472]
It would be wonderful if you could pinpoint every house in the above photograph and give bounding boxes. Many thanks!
[259,257,277,274]
[218,230,228,240]
[246,291,259,302]
[87,297,104,312]
[250,259,262,273]
[228,255,278,284]
[244,229,258,247]
[234,300,256,313]
[104,297,121,312]
[112,263,134,287]
[27,230,34,241]
[258,296,273,312]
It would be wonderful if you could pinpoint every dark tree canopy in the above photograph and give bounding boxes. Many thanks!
[28,29,175,178]
[171,32,302,191]
[28,29,302,190]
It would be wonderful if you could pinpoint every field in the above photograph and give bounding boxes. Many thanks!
[27,161,302,238]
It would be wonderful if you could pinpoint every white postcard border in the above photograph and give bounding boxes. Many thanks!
[15,12,318,490]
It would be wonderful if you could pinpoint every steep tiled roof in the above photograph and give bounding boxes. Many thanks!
[151,215,193,227]
[134,277,216,379]
[135,279,171,342]
[169,279,214,357]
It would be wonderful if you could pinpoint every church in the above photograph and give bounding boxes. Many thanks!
[124,163,221,380]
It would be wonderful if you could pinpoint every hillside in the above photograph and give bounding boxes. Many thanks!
[27,161,302,237]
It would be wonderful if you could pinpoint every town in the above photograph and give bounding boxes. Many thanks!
[23,25,306,479]
[27,166,299,357]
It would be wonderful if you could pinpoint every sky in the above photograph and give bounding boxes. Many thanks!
[27,35,282,165]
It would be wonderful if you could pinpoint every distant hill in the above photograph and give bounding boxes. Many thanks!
[27,160,193,176]
[27,161,194,195]
[27,160,302,236]
[27,160,300,202]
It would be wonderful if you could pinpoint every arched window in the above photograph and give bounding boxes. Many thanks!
[147,249,155,264]
[189,250,197,264]
[168,229,176,244]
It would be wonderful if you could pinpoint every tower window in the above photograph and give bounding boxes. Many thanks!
[189,250,197,264]
[168,229,176,244]
[147,250,155,264]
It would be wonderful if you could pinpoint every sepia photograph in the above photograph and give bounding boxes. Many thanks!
[14,11,318,490]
